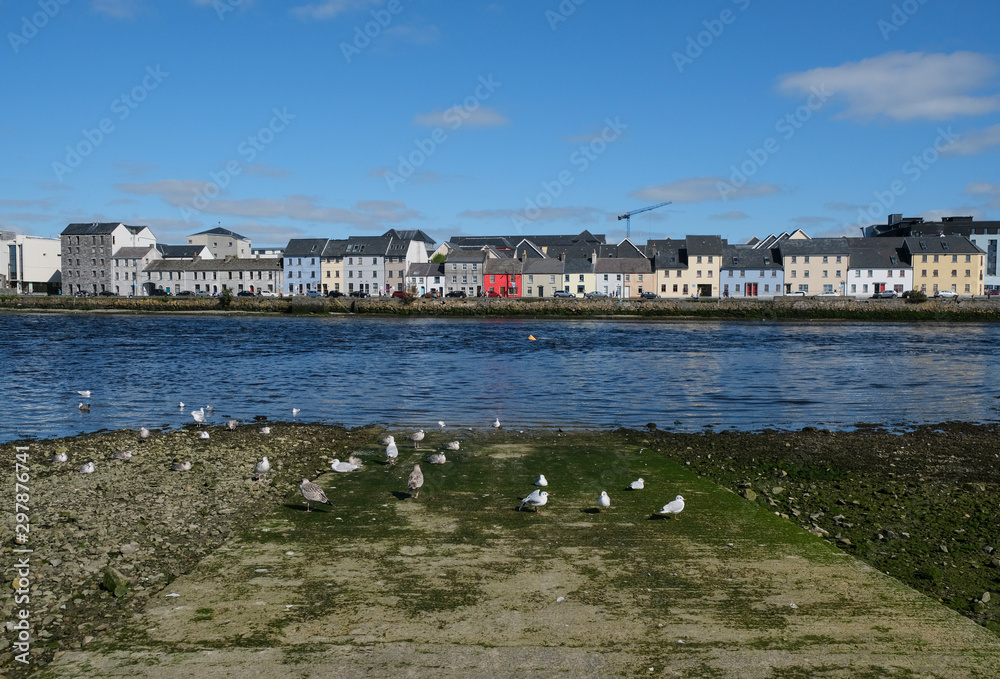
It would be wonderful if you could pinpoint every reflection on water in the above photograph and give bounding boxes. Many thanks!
[1,313,998,443]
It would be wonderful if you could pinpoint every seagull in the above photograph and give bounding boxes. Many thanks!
[410,429,425,449]
[492,417,501,429]
[534,474,548,487]
[78,402,90,413]
[199,431,210,440]
[113,450,133,461]
[445,441,460,451]
[660,495,686,520]
[77,390,92,398]
[598,491,611,512]
[629,478,645,490]
[254,456,270,479]
[191,408,205,424]
[348,455,364,467]
[171,461,192,472]
[79,461,95,474]
[51,452,68,463]
[299,478,331,512]
[518,489,549,513]
[205,404,214,412]
[330,458,359,473]
[178,401,185,409]
[260,426,271,435]
[407,464,424,499]
[139,427,150,440]
[378,434,393,446]
[292,408,301,416]
[385,436,398,465]
[227,419,237,430]
[427,452,446,465]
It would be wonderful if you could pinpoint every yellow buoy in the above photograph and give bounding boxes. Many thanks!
[528,335,536,341]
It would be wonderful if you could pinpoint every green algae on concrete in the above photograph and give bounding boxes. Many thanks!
[33,430,1000,679]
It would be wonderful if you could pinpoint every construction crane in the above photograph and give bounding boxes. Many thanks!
[617,201,672,239]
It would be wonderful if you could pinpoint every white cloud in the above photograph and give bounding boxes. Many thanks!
[413,106,509,129]
[291,0,380,21]
[942,123,1000,156]
[91,0,142,19]
[965,182,1000,195]
[708,211,749,221]
[779,51,1000,122]
[631,177,781,204]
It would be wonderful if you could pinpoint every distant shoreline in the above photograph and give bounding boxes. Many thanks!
[2,294,1000,321]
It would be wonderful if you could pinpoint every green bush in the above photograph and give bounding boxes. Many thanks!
[905,290,928,304]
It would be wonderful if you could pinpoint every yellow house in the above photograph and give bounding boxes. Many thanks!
[903,236,986,295]
[320,239,347,294]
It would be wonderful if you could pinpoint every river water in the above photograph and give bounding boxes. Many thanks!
[1,313,997,443]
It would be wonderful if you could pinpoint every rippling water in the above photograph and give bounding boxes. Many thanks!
[2,313,998,443]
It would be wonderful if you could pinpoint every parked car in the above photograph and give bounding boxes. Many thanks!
[585,291,608,299]
[349,290,370,298]
[149,289,170,297]
[259,290,277,297]
[816,292,842,297]
[985,290,1000,297]
[553,290,574,298]
[174,291,193,297]
[785,290,807,296]
[421,292,440,298]
[935,290,959,298]
[326,290,344,298]
[73,291,90,297]
[391,291,409,299]
[195,291,211,297]
[486,291,501,298]
[445,291,466,298]
[640,291,659,299]
[871,290,897,299]
[98,290,116,296]
[237,290,256,297]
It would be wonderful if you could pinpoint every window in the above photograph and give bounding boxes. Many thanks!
[934,255,939,263]
[804,256,810,263]
[822,270,828,278]
[867,270,873,278]
[803,270,810,278]
[887,270,893,278]
[921,269,927,277]
[932,270,938,277]
[791,271,797,278]
[297,258,302,265]
[791,256,797,263]
[922,255,928,263]
[697,256,702,264]
[965,269,971,277]
[966,254,972,263]
[578,275,584,282]
[823,256,829,264]
[952,255,958,263]
[951,270,957,278]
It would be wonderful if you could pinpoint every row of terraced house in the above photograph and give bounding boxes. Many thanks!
[2,214,997,298]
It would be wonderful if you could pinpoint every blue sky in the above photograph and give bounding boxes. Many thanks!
[3,0,1000,248]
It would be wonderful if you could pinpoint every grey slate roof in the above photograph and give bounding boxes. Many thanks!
[191,227,248,240]
[901,235,985,258]
[407,262,445,278]
[156,244,208,259]
[62,222,147,236]
[283,239,329,257]
[846,238,908,269]
[646,239,687,270]
[145,258,282,273]
[721,245,782,270]
[522,258,564,275]
[485,258,522,275]
[594,257,653,274]
[321,239,349,258]
[778,238,851,257]
[112,246,156,259]
[685,235,726,255]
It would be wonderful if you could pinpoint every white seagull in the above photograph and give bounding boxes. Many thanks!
[299,478,331,512]
[660,495,686,520]
[191,407,205,424]
[260,426,271,435]
[227,419,237,430]
[410,429,425,449]
[629,478,645,490]
[378,434,393,446]
[534,474,548,487]
[178,401,185,409]
[427,452,446,465]
[330,458,359,473]
[518,489,549,513]
[254,456,270,479]
[292,408,301,416]
[199,431,210,440]
[77,390,92,398]
[385,436,398,465]
[445,440,460,451]
[79,461,95,474]
[407,464,424,499]
[139,427,150,440]
[171,461,192,472]
[51,452,68,464]
[348,455,364,467]
[113,450,133,461]
[598,491,611,512]
[492,417,501,429]
[438,420,446,429]
[205,404,214,412]
[78,402,90,413]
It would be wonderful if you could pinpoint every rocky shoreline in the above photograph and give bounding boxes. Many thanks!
[3,293,1000,321]
[2,422,998,676]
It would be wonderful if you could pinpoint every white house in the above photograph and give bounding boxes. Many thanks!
[60,222,155,295]
[283,239,328,295]
[344,229,432,295]
[1,231,62,294]
[846,238,911,297]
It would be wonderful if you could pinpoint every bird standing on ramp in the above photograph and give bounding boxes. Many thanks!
[254,456,270,480]
[191,408,205,425]
[408,464,424,499]
[660,495,685,520]
[628,478,645,490]
[518,489,549,513]
[385,436,398,465]
[299,478,331,512]
[139,427,150,440]
[492,417,501,430]
[598,491,611,512]
[410,429,425,449]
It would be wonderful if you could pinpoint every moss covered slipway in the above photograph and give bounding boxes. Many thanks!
[3,424,999,678]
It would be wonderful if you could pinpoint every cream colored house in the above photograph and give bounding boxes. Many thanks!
[778,238,851,295]
[903,236,985,295]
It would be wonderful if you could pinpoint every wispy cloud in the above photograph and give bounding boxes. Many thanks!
[942,123,1000,156]
[824,201,866,212]
[91,0,143,19]
[413,106,509,129]
[631,177,781,203]
[779,51,1000,122]
[243,163,293,178]
[965,182,1000,195]
[291,0,380,21]
[459,206,607,222]
[708,211,749,221]
[112,161,159,178]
